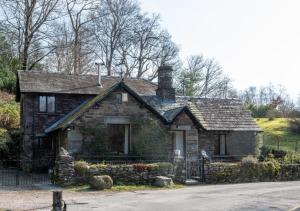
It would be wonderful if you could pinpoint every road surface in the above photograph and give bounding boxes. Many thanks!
[1,181,300,211]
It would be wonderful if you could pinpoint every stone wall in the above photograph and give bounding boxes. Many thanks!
[204,162,300,184]
[74,161,174,185]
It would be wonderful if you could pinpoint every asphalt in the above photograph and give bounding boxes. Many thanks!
[1,181,300,211]
[66,181,300,211]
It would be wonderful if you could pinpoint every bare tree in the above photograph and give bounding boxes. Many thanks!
[117,13,179,80]
[0,0,59,70]
[119,13,161,78]
[175,55,231,98]
[148,30,179,80]
[65,0,96,74]
[91,0,140,76]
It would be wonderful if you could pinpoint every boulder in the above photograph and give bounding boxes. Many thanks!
[153,176,174,187]
[89,175,113,190]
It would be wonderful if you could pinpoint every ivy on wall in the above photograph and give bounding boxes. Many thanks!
[131,116,170,160]
[77,124,110,157]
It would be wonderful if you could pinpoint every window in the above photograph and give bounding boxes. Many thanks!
[122,93,128,102]
[214,134,227,156]
[116,93,122,104]
[107,124,130,154]
[39,96,47,112]
[47,96,55,113]
[116,93,128,104]
[39,96,55,113]
[34,137,53,150]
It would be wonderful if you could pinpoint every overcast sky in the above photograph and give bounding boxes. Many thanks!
[140,0,300,99]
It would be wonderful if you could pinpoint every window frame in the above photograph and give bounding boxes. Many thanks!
[38,95,56,113]
[116,92,128,104]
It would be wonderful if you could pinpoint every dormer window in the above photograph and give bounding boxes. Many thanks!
[39,96,55,113]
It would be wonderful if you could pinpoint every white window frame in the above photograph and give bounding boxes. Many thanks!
[39,96,55,113]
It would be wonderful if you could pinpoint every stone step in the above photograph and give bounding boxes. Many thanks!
[185,179,200,185]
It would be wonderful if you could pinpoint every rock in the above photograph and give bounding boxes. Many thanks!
[153,176,174,187]
[89,175,113,190]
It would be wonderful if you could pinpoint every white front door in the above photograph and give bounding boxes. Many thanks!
[175,131,184,157]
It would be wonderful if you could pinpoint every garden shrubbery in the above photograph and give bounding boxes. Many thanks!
[0,96,20,157]
[208,154,283,183]
[0,128,11,153]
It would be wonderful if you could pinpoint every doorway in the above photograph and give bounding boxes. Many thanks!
[174,131,185,157]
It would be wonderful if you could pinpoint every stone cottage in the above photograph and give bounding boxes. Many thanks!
[17,66,261,173]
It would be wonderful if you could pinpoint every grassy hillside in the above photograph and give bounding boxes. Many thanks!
[256,118,300,152]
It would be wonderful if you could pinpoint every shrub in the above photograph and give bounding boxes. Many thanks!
[0,101,19,129]
[241,155,258,166]
[89,163,107,170]
[289,119,300,134]
[283,152,300,164]
[0,128,11,153]
[132,163,159,172]
[156,162,173,172]
[259,145,273,161]
[89,175,113,190]
[259,145,287,161]
[261,160,281,179]
[74,160,90,176]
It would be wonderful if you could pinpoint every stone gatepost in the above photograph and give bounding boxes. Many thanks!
[54,147,75,185]
[173,157,186,183]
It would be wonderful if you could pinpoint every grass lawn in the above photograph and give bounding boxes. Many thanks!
[256,118,300,152]
[67,184,185,192]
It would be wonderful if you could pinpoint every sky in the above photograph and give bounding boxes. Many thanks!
[139,0,300,100]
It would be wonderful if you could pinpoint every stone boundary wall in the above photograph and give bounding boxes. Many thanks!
[204,162,300,183]
[74,162,174,185]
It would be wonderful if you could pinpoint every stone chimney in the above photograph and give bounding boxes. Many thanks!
[156,66,175,102]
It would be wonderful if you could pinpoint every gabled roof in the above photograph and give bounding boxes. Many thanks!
[143,96,262,132]
[18,70,157,95]
[45,81,167,133]
[25,71,261,133]
[186,98,262,131]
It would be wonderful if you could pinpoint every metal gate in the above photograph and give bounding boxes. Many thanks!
[186,157,206,182]
[0,167,52,186]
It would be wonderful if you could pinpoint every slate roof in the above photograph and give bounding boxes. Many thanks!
[18,71,261,132]
[186,98,261,131]
[143,95,261,131]
[18,70,157,95]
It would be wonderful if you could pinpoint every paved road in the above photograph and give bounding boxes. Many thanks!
[1,181,300,211]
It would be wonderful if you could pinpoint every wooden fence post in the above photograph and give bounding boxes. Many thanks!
[52,191,63,211]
